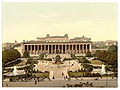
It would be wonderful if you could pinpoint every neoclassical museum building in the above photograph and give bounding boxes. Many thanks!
[15,34,92,56]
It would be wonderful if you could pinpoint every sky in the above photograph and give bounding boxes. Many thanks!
[2,2,117,43]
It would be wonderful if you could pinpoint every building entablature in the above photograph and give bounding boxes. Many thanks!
[23,41,92,45]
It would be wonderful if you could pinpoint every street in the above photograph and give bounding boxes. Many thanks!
[3,77,117,87]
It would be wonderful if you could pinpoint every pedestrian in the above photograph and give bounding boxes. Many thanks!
[75,76,78,80]
[48,77,51,81]
[37,77,39,82]
[112,76,114,79]
[6,83,8,87]
[35,80,37,84]
[64,76,65,80]
[66,76,68,79]
[53,76,55,79]
[81,76,83,80]
[62,72,64,76]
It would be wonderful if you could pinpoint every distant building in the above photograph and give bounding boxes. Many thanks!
[92,40,117,53]
[2,42,15,50]
[105,40,117,46]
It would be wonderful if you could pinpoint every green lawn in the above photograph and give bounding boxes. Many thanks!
[32,73,49,77]
[16,60,27,66]
[90,60,103,65]
[68,72,87,77]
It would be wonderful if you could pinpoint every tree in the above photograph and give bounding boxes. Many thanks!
[107,45,117,53]
[78,57,91,63]
[95,50,117,65]
[23,51,30,58]
[78,57,92,74]
[25,58,35,74]
[71,54,77,60]
[38,53,45,60]
[82,63,94,73]
[86,51,92,57]
[94,48,117,76]
[2,49,21,65]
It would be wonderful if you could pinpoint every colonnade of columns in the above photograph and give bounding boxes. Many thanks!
[24,43,91,55]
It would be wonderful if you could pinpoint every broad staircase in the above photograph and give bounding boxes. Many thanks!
[46,54,71,61]
[49,69,69,80]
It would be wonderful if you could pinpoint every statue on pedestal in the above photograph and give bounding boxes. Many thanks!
[54,55,62,64]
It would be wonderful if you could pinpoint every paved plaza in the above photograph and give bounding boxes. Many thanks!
[3,77,117,87]
[34,59,81,79]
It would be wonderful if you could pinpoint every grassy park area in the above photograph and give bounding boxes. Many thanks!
[15,60,27,66]
[32,72,49,78]
[68,72,85,77]
[90,60,103,65]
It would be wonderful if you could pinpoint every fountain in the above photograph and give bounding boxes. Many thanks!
[101,64,106,75]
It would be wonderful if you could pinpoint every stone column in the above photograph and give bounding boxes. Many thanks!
[89,44,92,52]
[68,45,70,54]
[41,45,42,54]
[23,45,25,52]
[30,45,32,55]
[37,45,39,55]
[51,45,53,54]
[33,45,35,55]
[82,44,84,53]
[55,45,56,54]
[67,45,69,54]
[42,45,44,54]
[75,44,77,54]
[59,45,61,54]
[71,45,73,54]
[70,45,71,54]
[48,44,49,54]
[44,45,46,53]
[65,45,66,54]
